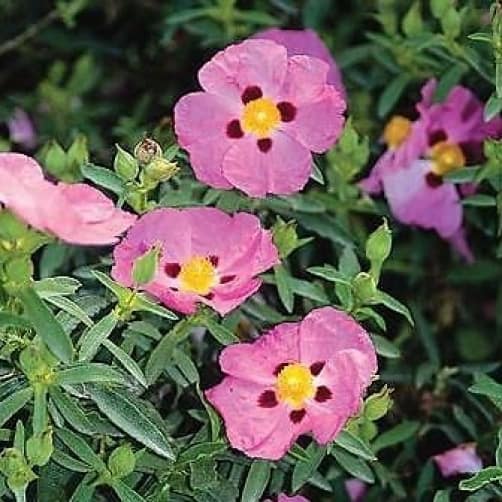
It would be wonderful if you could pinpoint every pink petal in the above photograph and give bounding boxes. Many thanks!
[219,322,300,385]
[277,494,310,502]
[205,377,299,460]
[299,307,377,382]
[447,228,474,263]
[433,444,483,478]
[208,278,262,316]
[198,39,288,101]
[382,159,462,239]
[253,27,346,100]
[222,133,312,197]
[344,479,367,502]
[174,92,236,189]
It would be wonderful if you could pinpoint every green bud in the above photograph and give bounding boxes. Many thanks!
[67,134,89,180]
[43,140,68,179]
[26,429,53,467]
[352,272,377,303]
[19,345,49,381]
[364,385,393,421]
[0,212,27,242]
[366,219,392,265]
[132,244,161,286]
[143,157,179,185]
[0,449,25,477]
[108,444,135,479]
[4,256,34,285]
[402,1,423,37]
[272,218,301,259]
[441,6,461,39]
[114,144,139,181]
[134,138,163,164]
[430,0,451,19]
[359,419,378,442]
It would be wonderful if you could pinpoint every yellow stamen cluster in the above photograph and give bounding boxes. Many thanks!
[276,363,315,410]
[178,256,217,295]
[430,141,466,176]
[383,115,412,149]
[241,98,281,138]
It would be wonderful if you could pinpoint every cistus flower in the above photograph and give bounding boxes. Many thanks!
[112,207,279,315]
[433,443,483,477]
[206,307,377,460]
[0,153,136,245]
[253,28,346,100]
[264,494,309,502]
[7,108,37,150]
[360,79,502,261]
[345,478,367,501]
[174,39,346,197]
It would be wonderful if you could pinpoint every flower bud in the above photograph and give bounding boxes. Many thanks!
[134,138,163,164]
[114,144,139,181]
[108,444,136,479]
[366,219,392,265]
[143,157,179,184]
[364,385,393,421]
[272,218,300,259]
[26,429,53,467]
[352,272,377,303]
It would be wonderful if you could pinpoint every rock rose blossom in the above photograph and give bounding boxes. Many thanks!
[7,108,37,149]
[174,39,346,197]
[433,443,483,478]
[360,79,502,261]
[0,153,136,245]
[112,207,279,315]
[253,28,346,100]
[206,307,377,460]
[345,478,367,501]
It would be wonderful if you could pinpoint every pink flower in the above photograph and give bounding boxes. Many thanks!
[264,494,309,502]
[360,79,502,261]
[345,478,367,501]
[433,443,483,478]
[112,207,279,315]
[206,307,377,460]
[253,28,346,100]
[7,108,37,149]
[174,39,346,197]
[0,153,136,245]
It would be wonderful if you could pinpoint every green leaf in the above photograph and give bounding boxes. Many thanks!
[310,161,325,184]
[202,317,239,346]
[333,430,376,461]
[56,363,126,386]
[370,334,401,359]
[291,443,327,491]
[111,480,146,502]
[433,490,450,502]
[378,74,411,118]
[114,144,139,181]
[469,374,502,408]
[132,245,161,286]
[0,388,33,427]
[46,295,93,327]
[330,445,374,483]
[88,386,175,460]
[78,312,119,361]
[0,312,32,330]
[484,94,502,121]
[462,194,497,207]
[49,387,95,435]
[92,270,129,300]
[132,294,178,320]
[81,163,125,196]
[372,420,420,453]
[274,264,294,313]
[19,287,73,363]
[241,460,271,502]
[34,277,82,297]
[375,291,414,325]
[103,340,147,387]
[56,428,107,472]
[307,265,351,284]
[433,64,467,102]
[459,466,502,491]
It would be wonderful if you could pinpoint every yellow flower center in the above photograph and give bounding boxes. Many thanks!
[383,115,412,149]
[178,256,217,295]
[241,98,281,138]
[430,141,466,176]
[276,363,315,410]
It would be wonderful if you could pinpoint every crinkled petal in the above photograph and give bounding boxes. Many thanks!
[219,322,300,385]
[198,39,288,101]
[222,133,311,197]
[433,444,483,478]
[345,479,367,502]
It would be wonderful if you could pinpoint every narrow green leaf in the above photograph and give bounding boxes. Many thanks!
[46,296,93,327]
[78,312,118,361]
[307,265,351,284]
[333,430,376,461]
[372,421,420,453]
[81,163,125,195]
[0,388,33,427]
[103,339,147,387]
[132,294,177,320]
[378,74,411,117]
[19,287,73,363]
[111,480,146,502]
[56,428,107,472]
[49,387,95,435]
[459,466,502,491]
[376,291,414,325]
[370,333,401,359]
[274,264,294,313]
[88,386,175,460]
[203,317,239,346]
[241,460,271,502]
[56,363,126,386]
[292,443,327,491]
[331,445,374,483]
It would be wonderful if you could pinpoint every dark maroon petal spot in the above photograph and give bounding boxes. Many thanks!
[241,86,263,104]
[165,263,181,278]
[274,362,289,376]
[459,140,484,165]
[277,101,297,122]
[227,120,244,139]
[428,129,447,146]
[203,292,215,300]
[209,255,219,267]
[461,97,479,122]
[220,275,236,284]
[425,172,443,188]
[258,390,278,408]
[257,138,272,153]
[315,386,332,403]
[310,361,325,376]
[290,409,306,423]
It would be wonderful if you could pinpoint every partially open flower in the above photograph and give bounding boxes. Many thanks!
[174,39,345,197]
[433,443,483,478]
[112,207,279,315]
[206,307,377,460]
[360,79,502,261]
[0,153,136,245]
